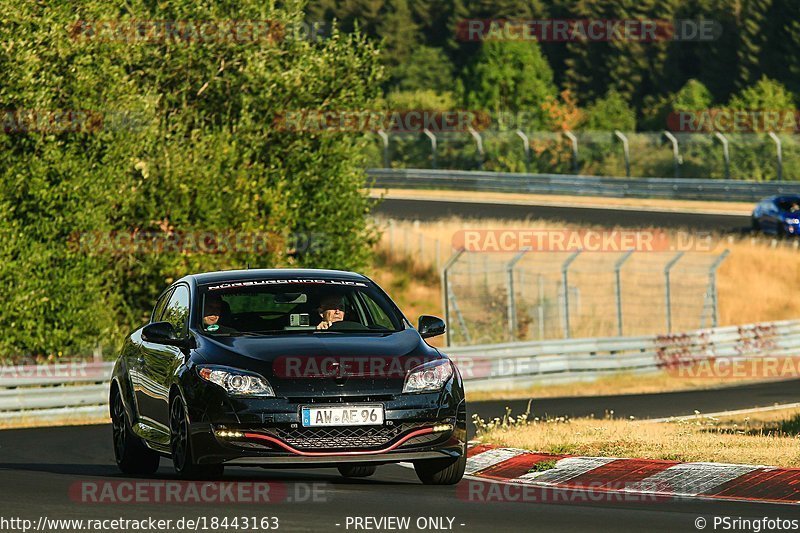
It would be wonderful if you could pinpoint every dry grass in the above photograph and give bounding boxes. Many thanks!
[370,188,754,215]
[365,250,444,347]
[465,370,794,402]
[0,414,109,430]
[476,406,800,467]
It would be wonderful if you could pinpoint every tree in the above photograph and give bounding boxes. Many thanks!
[673,79,714,110]
[391,45,455,93]
[461,40,557,130]
[582,90,637,131]
[728,76,796,110]
[0,0,383,358]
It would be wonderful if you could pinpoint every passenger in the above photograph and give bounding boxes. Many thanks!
[316,296,345,330]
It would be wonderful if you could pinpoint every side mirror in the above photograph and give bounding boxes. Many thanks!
[418,315,446,339]
[142,321,188,348]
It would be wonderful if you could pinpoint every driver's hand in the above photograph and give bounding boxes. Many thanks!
[316,321,331,330]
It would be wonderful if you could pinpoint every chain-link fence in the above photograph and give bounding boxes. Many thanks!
[440,248,729,346]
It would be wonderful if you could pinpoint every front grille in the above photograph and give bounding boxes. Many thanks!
[274,423,420,450]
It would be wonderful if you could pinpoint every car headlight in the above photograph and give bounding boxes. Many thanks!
[403,360,453,393]
[196,365,275,397]
[784,218,800,225]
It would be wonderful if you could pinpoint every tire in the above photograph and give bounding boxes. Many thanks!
[170,394,224,480]
[337,464,377,478]
[751,217,760,233]
[111,388,160,475]
[413,452,466,485]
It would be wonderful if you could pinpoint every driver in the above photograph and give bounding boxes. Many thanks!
[316,295,345,330]
[202,296,237,334]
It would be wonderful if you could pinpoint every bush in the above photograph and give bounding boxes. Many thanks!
[0,0,383,359]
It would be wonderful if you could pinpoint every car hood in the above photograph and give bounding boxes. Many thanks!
[192,328,443,396]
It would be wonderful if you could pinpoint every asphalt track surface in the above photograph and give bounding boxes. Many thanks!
[470,377,800,423]
[3,380,800,532]
[375,198,750,231]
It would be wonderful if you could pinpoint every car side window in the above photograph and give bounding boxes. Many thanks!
[359,293,395,330]
[162,285,191,338]
[151,289,173,323]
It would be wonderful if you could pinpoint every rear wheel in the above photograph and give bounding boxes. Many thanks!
[170,394,224,480]
[110,389,160,475]
[337,464,377,478]
[413,452,466,485]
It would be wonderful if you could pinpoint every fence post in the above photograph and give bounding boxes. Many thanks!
[768,132,783,181]
[506,248,530,342]
[614,130,630,177]
[387,219,394,259]
[664,251,685,333]
[714,132,730,180]
[377,129,390,169]
[468,126,484,170]
[564,130,579,174]
[537,273,545,339]
[561,250,582,338]
[614,250,635,336]
[709,249,730,327]
[516,130,530,172]
[441,249,465,347]
[663,131,680,179]
[423,128,437,169]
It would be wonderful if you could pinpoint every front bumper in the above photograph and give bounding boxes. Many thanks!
[181,384,467,465]
[188,418,465,466]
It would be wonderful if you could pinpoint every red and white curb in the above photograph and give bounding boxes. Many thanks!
[461,444,800,505]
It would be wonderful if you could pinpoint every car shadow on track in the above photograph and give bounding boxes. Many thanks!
[0,462,420,485]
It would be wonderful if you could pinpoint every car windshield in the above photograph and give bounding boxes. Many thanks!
[197,279,404,335]
[777,199,800,212]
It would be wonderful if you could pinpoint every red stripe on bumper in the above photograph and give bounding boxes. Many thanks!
[242,427,436,457]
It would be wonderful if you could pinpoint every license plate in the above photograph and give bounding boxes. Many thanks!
[301,405,384,427]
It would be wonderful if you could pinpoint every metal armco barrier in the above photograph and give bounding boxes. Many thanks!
[448,319,800,391]
[367,168,800,202]
[0,362,112,422]
[2,318,800,420]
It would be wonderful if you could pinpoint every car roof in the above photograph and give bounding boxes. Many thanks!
[182,268,368,286]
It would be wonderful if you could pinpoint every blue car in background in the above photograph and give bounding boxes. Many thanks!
[752,195,800,236]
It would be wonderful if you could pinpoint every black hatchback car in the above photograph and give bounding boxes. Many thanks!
[110,269,466,484]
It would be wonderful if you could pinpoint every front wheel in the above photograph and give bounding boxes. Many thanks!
[111,389,160,475]
[337,464,377,478]
[413,452,466,485]
[170,394,224,480]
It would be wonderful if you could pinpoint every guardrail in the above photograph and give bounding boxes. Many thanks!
[1,318,799,421]
[449,319,800,391]
[367,168,800,202]
[0,362,112,423]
